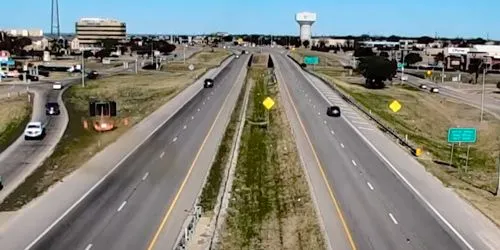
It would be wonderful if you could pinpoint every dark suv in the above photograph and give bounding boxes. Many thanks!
[45,102,60,115]
[326,106,341,117]
[204,78,214,88]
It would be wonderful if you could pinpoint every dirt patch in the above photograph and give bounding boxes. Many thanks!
[292,48,500,226]
[0,94,32,153]
[218,68,325,249]
[251,54,268,66]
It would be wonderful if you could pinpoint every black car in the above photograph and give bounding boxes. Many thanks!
[87,70,99,79]
[18,74,39,81]
[45,102,60,115]
[204,78,214,88]
[326,106,341,117]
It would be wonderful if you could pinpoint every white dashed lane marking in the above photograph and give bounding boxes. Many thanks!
[117,201,127,212]
[172,137,178,142]
[160,152,165,158]
[352,160,357,166]
[389,213,399,225]
[367,182,374,190]
[142,172,149,181]
[85,244,93,250]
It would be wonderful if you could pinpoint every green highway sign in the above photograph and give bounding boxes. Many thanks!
[304,56,319,65]
[447,128,477,143]
[397,62,407,69]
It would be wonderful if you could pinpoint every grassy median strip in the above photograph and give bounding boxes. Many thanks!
[0,94,32,153]
[219,67,325,249]
[0,50,231,211]
[291,49,500,226]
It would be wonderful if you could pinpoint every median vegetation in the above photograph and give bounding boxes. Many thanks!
[0,50,231,211]
[291,48,500,226]
[0,94,32,153]
[218,63,325,249]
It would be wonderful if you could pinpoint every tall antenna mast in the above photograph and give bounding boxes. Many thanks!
[51,0,60,37]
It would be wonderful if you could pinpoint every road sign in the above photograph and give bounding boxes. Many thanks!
[447,128,477,143]
[389,100,402,113]
[262,97,275,110]
[397,62,407,69]
[303,56,319,65]
[426,70,432,76]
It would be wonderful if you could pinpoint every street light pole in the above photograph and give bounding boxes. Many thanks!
[81,51,85,87]
[480,66,486,122]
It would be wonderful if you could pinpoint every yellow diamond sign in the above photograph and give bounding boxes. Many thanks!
[262,97,275,110]
[389,100,402,113]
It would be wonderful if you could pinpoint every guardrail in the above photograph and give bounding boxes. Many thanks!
[287,54,419,156]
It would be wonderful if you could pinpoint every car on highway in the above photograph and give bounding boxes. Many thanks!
[52,82,63,90]
[430,87,439,93]
[326,106,341,117]
[45,102,60,115]
[235,54,240,58]
[419,84,428,89]
[204,78,214,88]
[24,121,45,140]
[18,74,39,82]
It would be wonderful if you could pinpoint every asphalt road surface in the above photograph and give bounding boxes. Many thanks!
[273,53,468,250]
[26,54,249,250]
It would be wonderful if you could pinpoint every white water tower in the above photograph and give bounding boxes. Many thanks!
[296,12,317,42]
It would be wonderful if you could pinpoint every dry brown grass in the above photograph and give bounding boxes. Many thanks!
[292,48,500,226]
[252,54,269,66]
[0,94,31,152]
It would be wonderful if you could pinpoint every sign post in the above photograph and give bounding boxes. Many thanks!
[447,128,477,173]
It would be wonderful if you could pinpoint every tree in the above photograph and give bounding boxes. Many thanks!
[95,49,112,59]
[379,51,389,58]
[404,52,423,65]
[434,52,444,63]
[302,40,310,48]
[100,39,119,50]
[83,50,94,59]
[357,56,396,88]
[417,36,434,44]
[353,47,374,57]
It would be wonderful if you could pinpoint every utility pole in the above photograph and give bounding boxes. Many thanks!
[441,64,445,84]
[81,51,85,87]
[496,154,500,197]
[183,46,186,64]
[480,66,486,122]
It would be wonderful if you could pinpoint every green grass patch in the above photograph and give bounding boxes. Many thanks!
[220,68,325,249]
[0,94,32,153]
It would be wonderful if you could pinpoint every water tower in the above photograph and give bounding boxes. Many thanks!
[296,12,317,42]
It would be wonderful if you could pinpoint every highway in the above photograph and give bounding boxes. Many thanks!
[22,54,249,250]
[272,51,500,250]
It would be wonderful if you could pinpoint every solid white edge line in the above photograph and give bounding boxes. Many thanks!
[117,201,127,212]
[299,63,475,250]
[389,213,399,225]
[142,172,149,181]
[84,243,93,250]
[367,182,374,190]
[23,56,236,250]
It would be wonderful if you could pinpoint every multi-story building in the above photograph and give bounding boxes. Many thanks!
[75,18,126,49]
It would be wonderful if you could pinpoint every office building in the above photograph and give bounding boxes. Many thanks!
[75,18,126,48]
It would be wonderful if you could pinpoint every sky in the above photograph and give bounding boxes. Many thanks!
[2,0,499,39]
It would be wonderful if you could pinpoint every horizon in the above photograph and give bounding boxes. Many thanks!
[1,0,498,39]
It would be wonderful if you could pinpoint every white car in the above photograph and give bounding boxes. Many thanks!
[419,84,427,89]
[52,82,62,90]
[430,87,440,93]
[24,121,45,140]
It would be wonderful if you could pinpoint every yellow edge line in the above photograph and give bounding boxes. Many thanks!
[278,63,357,250]
[146,68,241,250]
